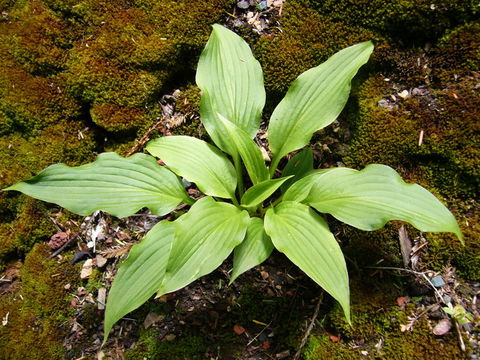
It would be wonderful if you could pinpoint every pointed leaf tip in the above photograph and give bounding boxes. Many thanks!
[5,152,187,217]
[267,41,374,160]
[264,202,350,321]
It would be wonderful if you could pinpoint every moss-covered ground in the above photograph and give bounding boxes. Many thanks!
[0,0,478,358]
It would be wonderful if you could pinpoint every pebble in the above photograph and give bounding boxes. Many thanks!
[431,275,446,288]
[258,0,268,9]
[165,334,176,341]
[412,87,428,96]
[398,89,410,99]
[96,254,108,268]
[80,259,93,279]
[377,99,395,111]
[237,0,249,9]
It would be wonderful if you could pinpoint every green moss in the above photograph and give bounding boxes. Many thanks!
[344,71,479,279]
[0,1,78,75]
[0,120,96,189]
[432,22,480,83]
[254,1,376,106]
[170,84,204,138]
[0,244,81,360]
[307,0,479,44]
[345,73,479,199]
[304,282,467,359]
[0,62,82,135]
[148,0,232,50]
[0,120,95,267]
[426,202,480,280]
[125,328,206,360]
[90,103,150,133]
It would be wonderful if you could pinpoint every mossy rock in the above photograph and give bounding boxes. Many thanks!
[0,62,82,135]
[344,72,479,279]
[307,0,479,44]
[0,120,95,267]
[0,244,81,360]
[253,0,377,108]
[425,201,480,280]
[432,22,480,83]
[304,281,468,359]
[345,73,479,199]
[125,328,206,360]
[90,103,151,133]
[0,0,78,75]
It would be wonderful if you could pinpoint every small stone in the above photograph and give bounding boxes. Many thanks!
[442,294,452,304]
[64,283,71,290]
[96,254,108,268]
[398,89,410,99]
[258,0,267,9]
[431,275,446,288]
[143,312,165,329]
[412,87,428,96]
[80,259,93,279]
[237,0,249,9]
[165,334,176,341]
[433,319,451,335]
[377,99,395,111]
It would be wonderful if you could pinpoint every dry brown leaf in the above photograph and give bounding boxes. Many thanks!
[233,324,246,335]
[98,243,133,259]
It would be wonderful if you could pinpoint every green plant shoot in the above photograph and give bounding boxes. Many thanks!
[4,24,463,343]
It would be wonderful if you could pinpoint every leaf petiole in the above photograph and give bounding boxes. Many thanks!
[269,155,281,178]
[233,153,245,198]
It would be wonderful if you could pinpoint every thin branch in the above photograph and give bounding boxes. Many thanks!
[293,292,324,360]
[367,266,445,304]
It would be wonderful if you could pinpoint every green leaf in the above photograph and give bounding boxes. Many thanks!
[281,148,314,193]
[196,24,265,152]
[264,201,350,321]
[146,136,237,199]
[104,220,175,342]
[216,113,269,185]
[283,168,334,203]
[5,152,188,217]
[241,176,293,208]
[287,164,463,242]
[230,217,273,284]
[267,42,374,162]
[157,196,250,295]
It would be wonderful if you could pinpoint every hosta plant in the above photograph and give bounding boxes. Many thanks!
[5,25,462,342]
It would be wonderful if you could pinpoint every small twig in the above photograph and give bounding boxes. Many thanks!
[126,116,166,157]
[454,319,466,352]
[49,216,65,232]
[367,266,445,304]
[246,321,272,346]
[293,292,324,360]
